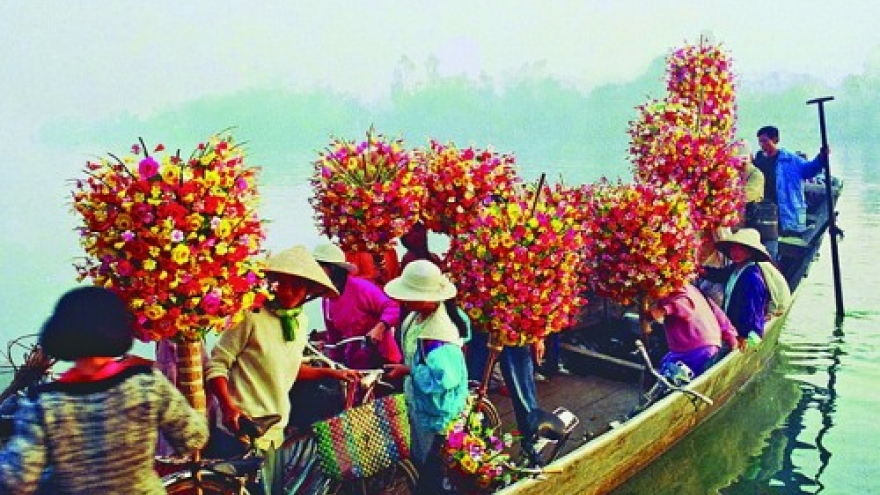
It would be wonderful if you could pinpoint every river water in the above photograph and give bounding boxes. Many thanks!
[1,147,877,494]
[609,152,880,494]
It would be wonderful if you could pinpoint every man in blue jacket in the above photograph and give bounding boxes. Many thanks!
[753,125,829,240]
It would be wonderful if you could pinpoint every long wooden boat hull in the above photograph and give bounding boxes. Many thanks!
[498,301,789,495]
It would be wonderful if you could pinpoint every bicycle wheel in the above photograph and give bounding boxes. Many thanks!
[327,459,418,495]
[164,473,249,495]
[475,395,501,431]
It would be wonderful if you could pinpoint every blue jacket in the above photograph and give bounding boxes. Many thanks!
[773,148,825,232]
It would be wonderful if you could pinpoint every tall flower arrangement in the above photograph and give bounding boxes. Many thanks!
[628,37,744,233]
[447,181,591,347]
[666,37,737,139]
[309,128,425,253]
[581,180,699,306]
[71,132,268,414]
[418,140,519,236]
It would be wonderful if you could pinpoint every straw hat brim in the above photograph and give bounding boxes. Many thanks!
[384,276,457,302]
[265,246,340,297]
[716,239,771,263]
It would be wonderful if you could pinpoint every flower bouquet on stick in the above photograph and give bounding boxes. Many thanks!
[309,128,425,255]
[666,35,737,139]
[447,176,591,350]
[581,180,700,336]
[71,132,268,414]
[629,36,745,234]
[418,140,520,236]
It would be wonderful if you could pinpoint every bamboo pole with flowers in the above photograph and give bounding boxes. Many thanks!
[580,180,700,340]
[628,37,745,235]
[71,132,269,415]
[443,179,591,492]
[309,128,426,255]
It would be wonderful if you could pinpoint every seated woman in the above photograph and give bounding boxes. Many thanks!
[648,283,740,377]
[702,228,771,344]
[313,243,402,370]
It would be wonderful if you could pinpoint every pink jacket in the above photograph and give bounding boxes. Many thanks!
[660,284,739,353]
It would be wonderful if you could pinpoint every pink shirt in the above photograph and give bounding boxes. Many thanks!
[660,284,738,353]
[323,276,401,362]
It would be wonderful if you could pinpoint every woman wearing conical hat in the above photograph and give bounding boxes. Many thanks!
[701,228,771,345]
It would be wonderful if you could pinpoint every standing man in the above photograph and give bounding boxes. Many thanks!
[753,125,828,239]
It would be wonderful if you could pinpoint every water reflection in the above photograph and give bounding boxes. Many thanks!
[767,338,842,494]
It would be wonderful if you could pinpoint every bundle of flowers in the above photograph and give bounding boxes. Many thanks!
[418,140,520,235]
[443,396,521,494]
[447,182,591,346]
[665,38,737,139]
[72,133,268,342]
[309,128,425,253]
[632,124,745,232]
[581,180,699,305]
[627,97,697,164]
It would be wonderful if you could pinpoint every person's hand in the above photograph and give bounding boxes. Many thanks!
[219,402,243,434]
[383,363,410,381]
[366,322,387,343]
[532,340,546,364]
[333,368,361,383]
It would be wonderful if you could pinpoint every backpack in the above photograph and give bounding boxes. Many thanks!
[757,261,792,316]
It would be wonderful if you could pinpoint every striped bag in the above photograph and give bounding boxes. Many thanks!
[312,393,411,480]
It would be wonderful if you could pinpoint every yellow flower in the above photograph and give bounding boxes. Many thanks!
[162,165,180,185]
[144,304,166,321]
[143,259,157,271]
[215,219,232,239]
[171,244,190,264]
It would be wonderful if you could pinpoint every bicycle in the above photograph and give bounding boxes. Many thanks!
[159,414,282,495]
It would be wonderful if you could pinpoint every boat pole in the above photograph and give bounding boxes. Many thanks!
[806,96,845,318]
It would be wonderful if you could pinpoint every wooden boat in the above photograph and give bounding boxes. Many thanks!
[491,179,842,495]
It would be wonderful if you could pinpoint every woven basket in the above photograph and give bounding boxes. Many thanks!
[312,393,411,480]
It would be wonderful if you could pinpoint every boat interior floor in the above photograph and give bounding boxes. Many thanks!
[489,370,644,461]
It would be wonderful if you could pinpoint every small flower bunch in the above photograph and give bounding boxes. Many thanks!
[443,397,521,493]
[309,128,425,252]
[581,180,699,305]
[418,140,519,235]
[627,97,697,164]
[666,37,737,139]
[72,133,269,341]
[447,182,591,346]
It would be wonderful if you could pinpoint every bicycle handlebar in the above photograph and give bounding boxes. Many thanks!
[633,340,713,405]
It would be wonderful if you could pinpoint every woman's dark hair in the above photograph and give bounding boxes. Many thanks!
[444,299,469,339]
[39,286,134,361]
[319,262,350,294]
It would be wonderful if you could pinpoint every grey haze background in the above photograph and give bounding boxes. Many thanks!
[2,0,880,342]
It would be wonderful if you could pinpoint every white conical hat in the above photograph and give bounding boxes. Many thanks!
[715,228,771,263]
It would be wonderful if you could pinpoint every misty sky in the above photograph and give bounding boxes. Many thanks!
[3,1,878,130]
